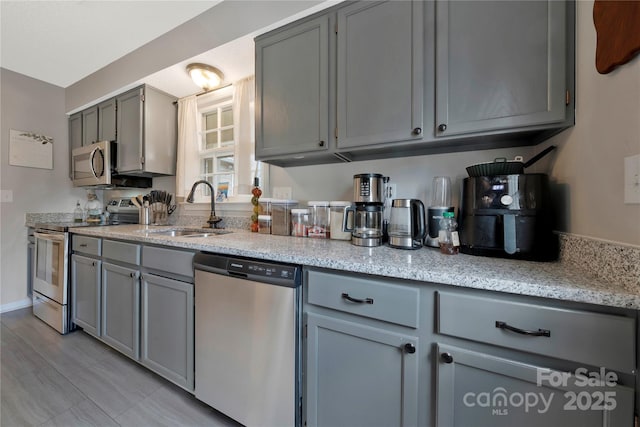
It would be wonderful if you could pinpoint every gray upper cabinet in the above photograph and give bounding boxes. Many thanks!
[434,0,569,138]
[82,106,99,146]
[255,14,331,158]
[336,0,423,149]
[116,85,177,176]
[98,98,116,142]
[68,112,82,179]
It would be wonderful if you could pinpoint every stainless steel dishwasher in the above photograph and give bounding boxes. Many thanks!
[193,252,302,427]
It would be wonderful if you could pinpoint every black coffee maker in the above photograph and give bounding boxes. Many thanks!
[458,174,557,261]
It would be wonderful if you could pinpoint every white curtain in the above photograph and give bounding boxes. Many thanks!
[233,76,264,196]
[175,95,199,198]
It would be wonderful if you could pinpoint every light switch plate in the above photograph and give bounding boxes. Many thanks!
[273,186,292,200]
[624,154,640,204]
[0,189,13,203]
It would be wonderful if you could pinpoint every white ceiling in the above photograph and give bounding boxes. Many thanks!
[0,0,338,101]
[0,1,222,88]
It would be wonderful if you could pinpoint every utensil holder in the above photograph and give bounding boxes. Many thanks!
[152,204,169,226]
[139,207,151,225]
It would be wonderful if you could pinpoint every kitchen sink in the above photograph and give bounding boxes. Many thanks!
[141,228,232,237]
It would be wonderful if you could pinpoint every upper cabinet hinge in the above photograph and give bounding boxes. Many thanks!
[304,324,308,338]
[334,127,338,139]
[565,90,571,106]
[140,94,145,102]
[335,22,338,34]
[140,156,145,165]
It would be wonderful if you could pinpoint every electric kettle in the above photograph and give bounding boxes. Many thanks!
[388,199,426,249]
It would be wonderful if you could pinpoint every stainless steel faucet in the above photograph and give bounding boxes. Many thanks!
[186,180,223,228]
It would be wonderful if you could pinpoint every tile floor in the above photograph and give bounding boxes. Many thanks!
[1,308,242,426]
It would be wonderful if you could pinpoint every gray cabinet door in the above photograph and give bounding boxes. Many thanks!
[435,0,568,137]
[98,98,116,142]
[102,262,140,359]
[336,0,423,148]
[305,313,418,427]
[116,87,144,173]
[68,112,82,179]
[82,106,99,146]
[140,273,194,391]
[255,14,330,158]
[435,343,635,427]
[71,254,101,337]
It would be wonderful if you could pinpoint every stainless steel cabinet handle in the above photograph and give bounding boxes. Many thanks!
[91,262,96,267]
[341,292,373,304]
[404,343,416,354]
[412,127,422,135]
[130,272,136,278]
[319,140,325,147]
[441,352,453,364]
[79,244,87,247]
[438,124,447,132]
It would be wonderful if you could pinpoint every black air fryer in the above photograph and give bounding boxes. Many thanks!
[458,174,557,261]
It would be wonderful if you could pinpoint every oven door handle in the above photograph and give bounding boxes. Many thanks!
[34,231,66,242]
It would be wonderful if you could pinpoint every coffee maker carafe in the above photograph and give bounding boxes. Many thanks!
[343,173,389,247]
[388,199,426,249]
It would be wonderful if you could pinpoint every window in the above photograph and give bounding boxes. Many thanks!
[177,76,266,205]
[199,99,235,200]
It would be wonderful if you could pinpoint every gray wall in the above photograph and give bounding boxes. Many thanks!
[0,69,87,309]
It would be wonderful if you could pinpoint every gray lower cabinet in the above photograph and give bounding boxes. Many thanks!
[140,273,194,391]
[71,254,101,337]
[305,313,419,427]
[435,344,635,427]
[101,261,140,359]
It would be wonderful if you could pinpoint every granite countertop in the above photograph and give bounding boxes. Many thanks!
[65,224,640,310]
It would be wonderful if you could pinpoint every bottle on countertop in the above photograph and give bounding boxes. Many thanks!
[438,211,459,255]
[73,200,84,222]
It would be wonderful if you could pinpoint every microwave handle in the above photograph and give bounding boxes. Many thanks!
[89,146,105,178]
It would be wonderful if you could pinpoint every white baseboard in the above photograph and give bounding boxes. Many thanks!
[1,297,32,313]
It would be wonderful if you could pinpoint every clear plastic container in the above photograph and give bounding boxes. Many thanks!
[438,211,459,255]
[308,201,330,238]
[329,201,352,240]
[271,200,298,236]
[291,208,310,237]
[84,193,102,223]
[258,215,272,234]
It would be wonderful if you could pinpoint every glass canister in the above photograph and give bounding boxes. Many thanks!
[307,201,330,238]
[291,208,310,237]
[258,215,272,234]
[271,199,298,236]
[329,201,352,240]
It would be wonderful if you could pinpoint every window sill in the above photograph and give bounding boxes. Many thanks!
[180,195,252,213]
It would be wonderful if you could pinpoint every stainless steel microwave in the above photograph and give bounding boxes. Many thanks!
[71,140,115,186]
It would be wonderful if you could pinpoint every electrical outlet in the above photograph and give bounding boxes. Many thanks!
[386,183,397,200]
[624,154,640,204]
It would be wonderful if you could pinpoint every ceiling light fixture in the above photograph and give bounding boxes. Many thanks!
[186,63,224,91]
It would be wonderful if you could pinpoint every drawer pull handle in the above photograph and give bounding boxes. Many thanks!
[341,293,373,305]
[495,321,550,337]
[79,244,88,247]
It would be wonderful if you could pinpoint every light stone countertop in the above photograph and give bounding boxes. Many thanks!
[66,224,640,310]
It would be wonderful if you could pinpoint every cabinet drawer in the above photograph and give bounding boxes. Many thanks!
[72,235,101,256]
[142,246,194,278]
[437,292,636,372]
[103,240,141,265]
[307,270,419,328]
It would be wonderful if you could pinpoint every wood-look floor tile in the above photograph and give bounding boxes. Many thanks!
[41,398,119,427]
[116,384,241,427]
[0,325,48,378]
[1,364,85,426]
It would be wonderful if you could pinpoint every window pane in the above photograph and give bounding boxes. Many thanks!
[202,157,214,174]
[216,155,234,172]
[221,128,234,144]
[205,111,218,130]
[205,131,218,149]
[221,107,233,127]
